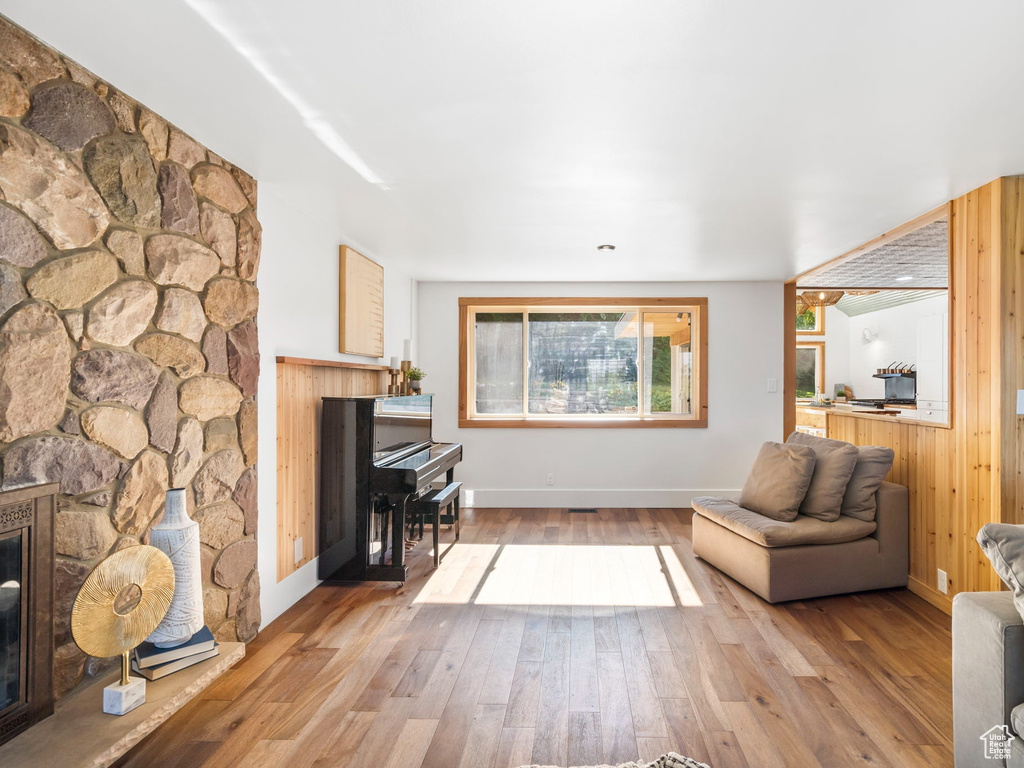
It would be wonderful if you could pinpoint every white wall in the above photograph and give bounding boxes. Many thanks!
[816,305,850,398]
[256,194,415,625]
[845,295,948,399]
[418,281,783,507]
[3,1,415,627]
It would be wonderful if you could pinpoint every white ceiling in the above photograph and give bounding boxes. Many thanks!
[6,1,1024,282]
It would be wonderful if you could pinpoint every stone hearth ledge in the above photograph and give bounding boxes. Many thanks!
[0,642,244,768]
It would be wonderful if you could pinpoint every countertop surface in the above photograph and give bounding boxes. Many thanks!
[798,402,949,427]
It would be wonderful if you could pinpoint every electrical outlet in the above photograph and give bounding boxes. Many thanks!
[546,473,554,486]
[294,537,303,564]
[767,378,778,393]
[937,568,948,594]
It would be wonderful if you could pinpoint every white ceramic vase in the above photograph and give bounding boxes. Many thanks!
[145,488,204,648]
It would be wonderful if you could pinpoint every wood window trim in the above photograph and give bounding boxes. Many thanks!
[796,305,825,336]
[458,297,709,428]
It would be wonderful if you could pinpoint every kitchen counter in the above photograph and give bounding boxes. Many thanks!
[798,403,950,428]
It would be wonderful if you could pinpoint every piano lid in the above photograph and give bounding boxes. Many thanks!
[371,441,463,494]
[372,395,433,462]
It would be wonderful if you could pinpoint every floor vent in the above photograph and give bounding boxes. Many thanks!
[569,508,598,514]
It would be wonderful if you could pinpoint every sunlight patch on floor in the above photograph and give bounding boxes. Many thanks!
[412,543,701,607]
[659,544,703,606]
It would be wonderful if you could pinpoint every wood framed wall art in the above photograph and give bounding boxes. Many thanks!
[339,246,384,358]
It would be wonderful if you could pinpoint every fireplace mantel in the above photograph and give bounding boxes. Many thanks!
[0,642,243,767]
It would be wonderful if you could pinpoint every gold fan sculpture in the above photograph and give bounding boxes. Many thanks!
[71,546,175,714]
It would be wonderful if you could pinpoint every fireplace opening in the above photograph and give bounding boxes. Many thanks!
[0,484,55,747]
[1,531,23,715]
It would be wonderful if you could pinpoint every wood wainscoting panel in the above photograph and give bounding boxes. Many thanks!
[276,359,387,581]
[826,414,968,612]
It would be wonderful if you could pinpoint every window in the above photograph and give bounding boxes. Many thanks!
[459,298,708,427]
[795,342,824,400]
[796,305,824,335]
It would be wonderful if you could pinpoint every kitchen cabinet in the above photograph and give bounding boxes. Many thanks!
[916,311,948,407]
[795,407,827,436]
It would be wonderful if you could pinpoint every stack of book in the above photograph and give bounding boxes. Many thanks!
[131,626,219,681]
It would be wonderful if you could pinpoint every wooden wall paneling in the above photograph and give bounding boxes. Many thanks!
[827,414,958,612]
[277,363,313,582]
[276,359,388,582]
[822,180,1024,615]
[950,188,970,600]
[1000,178,1024,528]
[971,182,993,594]
[953,181,1003,596]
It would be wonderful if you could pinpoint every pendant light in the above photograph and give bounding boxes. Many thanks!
[798,290,844,307]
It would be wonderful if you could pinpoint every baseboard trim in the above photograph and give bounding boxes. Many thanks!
[462,488,740,509]
[907,575,952,615]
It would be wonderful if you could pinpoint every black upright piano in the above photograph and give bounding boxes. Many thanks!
[317,394,462,582]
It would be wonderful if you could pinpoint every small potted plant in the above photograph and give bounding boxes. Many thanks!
[406,367,426,393]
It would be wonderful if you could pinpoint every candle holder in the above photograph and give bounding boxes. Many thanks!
[388,368,402,395]
[400,360,412,394]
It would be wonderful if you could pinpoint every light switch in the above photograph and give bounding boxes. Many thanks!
[767,378,778,393]
[1018,390,1024,415]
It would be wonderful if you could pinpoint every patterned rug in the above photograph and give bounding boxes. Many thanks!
[516,753,710,768]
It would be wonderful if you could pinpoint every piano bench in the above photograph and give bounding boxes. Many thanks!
[411,481,462,568]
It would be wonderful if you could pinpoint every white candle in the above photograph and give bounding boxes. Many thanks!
[403,339,411,360]
[390,356,399,370]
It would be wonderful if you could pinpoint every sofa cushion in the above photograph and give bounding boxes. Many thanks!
[1013,727,1024,763]
[786,431,859,522]
[738,441,816,522]
[841,445,895,522]
[691,496,877,548]
[978,523,1024,623]
[1013,703,1024,744]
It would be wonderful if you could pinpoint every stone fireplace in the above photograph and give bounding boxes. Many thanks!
[0,15,262,700]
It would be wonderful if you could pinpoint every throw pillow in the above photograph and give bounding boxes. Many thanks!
[978,523,1024,621]
[786,431,859,521]
[738,441,816,522]
[840,445,895,522]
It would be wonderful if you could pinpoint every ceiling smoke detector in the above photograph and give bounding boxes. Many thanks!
[597,244,616,251]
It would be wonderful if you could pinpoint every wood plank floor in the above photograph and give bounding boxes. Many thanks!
[116,508,953,768]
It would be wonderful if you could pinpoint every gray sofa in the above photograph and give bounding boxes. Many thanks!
[691,481,909,603]
[953,591,1024,767]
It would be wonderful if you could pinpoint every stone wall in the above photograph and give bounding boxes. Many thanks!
[0,16,261,698]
